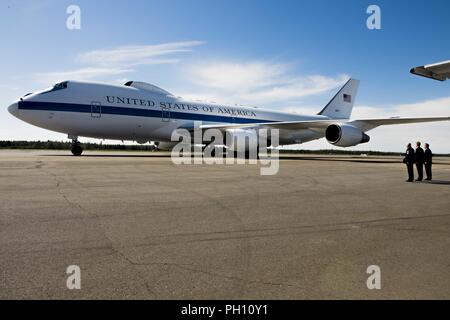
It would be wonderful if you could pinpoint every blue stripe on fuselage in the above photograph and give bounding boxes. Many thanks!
[18,101,273,124]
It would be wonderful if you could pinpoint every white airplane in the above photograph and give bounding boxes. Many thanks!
[7,79,450,156]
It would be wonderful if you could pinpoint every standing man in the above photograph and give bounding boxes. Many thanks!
[403,143,415,182]
[424,143,433,181]
[415,141,425,181]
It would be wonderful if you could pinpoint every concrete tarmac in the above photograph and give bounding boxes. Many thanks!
[0,150,449,299]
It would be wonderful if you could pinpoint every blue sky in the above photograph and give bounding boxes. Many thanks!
[1,0,450,152]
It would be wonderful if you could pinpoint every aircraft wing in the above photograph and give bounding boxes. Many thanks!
[198,116,450,132]
[349,116,450,132]
[410,60,450,81]
[199,120,336,131]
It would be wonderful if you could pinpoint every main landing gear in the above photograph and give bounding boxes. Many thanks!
[69,135,83,156]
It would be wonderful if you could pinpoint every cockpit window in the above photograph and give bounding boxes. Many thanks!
[53,81,68,91]
[40,81,69,95]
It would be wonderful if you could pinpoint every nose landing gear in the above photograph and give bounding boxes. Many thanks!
[71,143,83,156]
[69,135,83,156]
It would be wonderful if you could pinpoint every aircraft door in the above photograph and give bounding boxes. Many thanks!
[91,101,102,118]
[161,105,170,122]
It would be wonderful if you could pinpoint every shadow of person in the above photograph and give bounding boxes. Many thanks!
[423,180,450,185]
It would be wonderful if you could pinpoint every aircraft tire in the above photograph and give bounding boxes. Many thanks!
[71,145,83,156]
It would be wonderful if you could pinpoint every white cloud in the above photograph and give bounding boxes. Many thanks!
[281,105,321,115]
[78,41,205,67]
[181,61,348,106]
[351,97,450,119]
[35,41,205,84]
[0,84,21,91]
[189,61,287,91]
[242,75,348,103]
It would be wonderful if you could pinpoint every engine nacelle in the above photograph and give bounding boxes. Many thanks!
[136,139,148,145]
[225,129,258,152]
[325,124,370,147]
[155,141,178,151]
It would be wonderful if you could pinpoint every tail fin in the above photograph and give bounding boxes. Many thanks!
[318,78,360,119]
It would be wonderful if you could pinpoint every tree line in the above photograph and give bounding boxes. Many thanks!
[0,141,156,151]
[0,140,448,156]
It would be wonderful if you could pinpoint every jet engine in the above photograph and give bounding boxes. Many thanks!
[136,139,148,145]
[325,124,370,147]
[155,141,178,151]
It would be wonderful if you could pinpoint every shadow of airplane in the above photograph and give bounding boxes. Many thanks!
[40,153,450,166]
[42,153,168,158]
[42,153,398,162]
[278,156,401,164]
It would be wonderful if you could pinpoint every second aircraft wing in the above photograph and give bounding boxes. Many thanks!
[198,116,450,132]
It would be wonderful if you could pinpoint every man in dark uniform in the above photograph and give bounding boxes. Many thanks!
[424,143,433,181]
[415,141,425,181]
[403,143,415,182]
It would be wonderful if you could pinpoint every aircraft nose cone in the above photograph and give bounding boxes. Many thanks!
[8,102,19,117]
